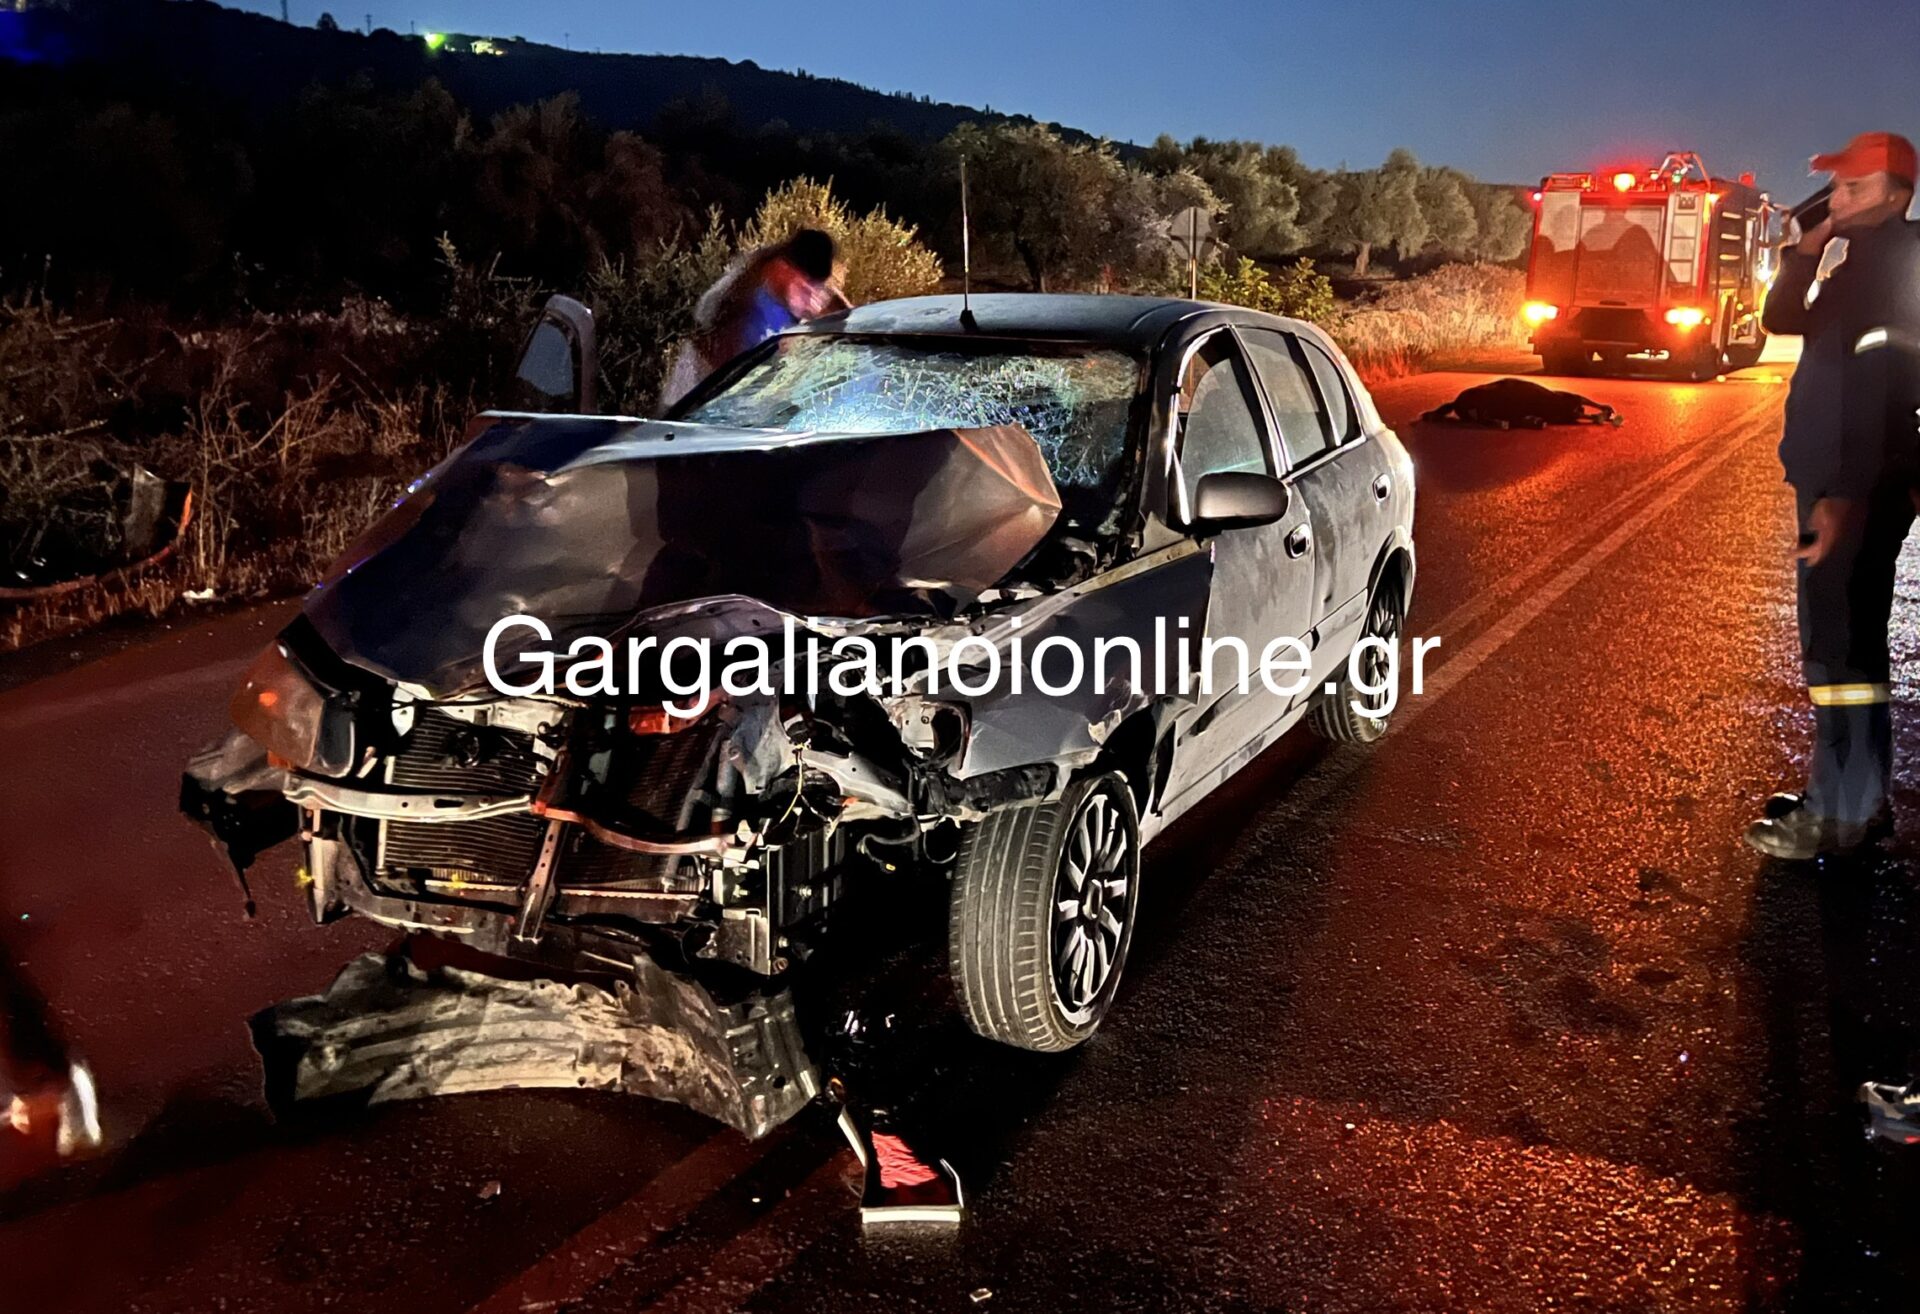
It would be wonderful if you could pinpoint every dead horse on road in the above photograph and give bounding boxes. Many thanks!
[1422,377,1623,429]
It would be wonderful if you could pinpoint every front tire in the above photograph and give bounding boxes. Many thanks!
[949,773,1140,1052]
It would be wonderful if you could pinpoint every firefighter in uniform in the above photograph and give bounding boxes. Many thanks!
[1746,132,1920,860]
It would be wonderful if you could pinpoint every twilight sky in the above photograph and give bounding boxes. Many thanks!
[234,0,1915,199]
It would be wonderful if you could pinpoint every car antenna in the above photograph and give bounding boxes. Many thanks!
[959,157,979,333]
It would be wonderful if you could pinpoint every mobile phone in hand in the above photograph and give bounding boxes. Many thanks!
[1790,183,1833,235]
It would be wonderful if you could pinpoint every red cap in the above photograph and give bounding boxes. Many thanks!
[1811,131,1917,186]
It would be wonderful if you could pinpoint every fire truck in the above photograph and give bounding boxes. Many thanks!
[1523,152,1777,380]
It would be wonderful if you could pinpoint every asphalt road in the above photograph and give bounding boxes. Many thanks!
[6,345,1920,1313]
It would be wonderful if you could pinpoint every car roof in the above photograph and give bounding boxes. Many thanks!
[792,292,1255,350]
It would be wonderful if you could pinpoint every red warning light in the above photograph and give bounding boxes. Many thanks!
[1612,171,1637,192]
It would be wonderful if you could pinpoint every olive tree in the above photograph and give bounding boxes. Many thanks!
[1415,165,1479,258]
[1322,148,1429,276]
[1263,145,1339,248]
[1466,183,1533,263]
[942,123,1215,291]
[1144,137,1310,258]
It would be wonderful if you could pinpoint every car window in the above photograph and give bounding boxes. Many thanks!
[1177,333,1272,508]
[507,320,578,412]
[678,335,1139,532]
[1239,328,1334,467]
[1300,339,1360,443]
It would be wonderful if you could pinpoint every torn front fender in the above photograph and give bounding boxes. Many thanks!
[252,951,818,1140]
[940,541,1214,779]
[179,728,297,912]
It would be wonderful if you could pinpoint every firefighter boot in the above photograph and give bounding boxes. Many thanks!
[1743,806,1886,860]
[1761,791,1893,833]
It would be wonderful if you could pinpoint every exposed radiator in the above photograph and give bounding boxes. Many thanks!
[378,711,712,895]
[388,709,544,795]
[381,812,547,880]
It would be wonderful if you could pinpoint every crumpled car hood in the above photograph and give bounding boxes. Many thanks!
[304,415,1062,695]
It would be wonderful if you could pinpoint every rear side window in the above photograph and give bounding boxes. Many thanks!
[1239,328,1333,467]
[1300,339,1360,443]
[1176,332,1271,507]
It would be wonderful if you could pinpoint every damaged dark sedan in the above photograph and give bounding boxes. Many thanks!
[185,293,1414,1137]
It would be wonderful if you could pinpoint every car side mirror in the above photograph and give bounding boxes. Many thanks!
[1189,470,1290,534]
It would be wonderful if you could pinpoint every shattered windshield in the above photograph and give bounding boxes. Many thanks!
[676,336,1141,529]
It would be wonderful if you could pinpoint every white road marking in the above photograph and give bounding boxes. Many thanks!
[1266,400,1776,825]
[1415,388,1780,644]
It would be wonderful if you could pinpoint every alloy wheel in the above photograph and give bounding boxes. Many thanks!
[1050,788,1135,1023]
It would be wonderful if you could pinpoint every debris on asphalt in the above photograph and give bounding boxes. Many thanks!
[1860,1081,1920,1145]
[477,1180,501,1202]
[251,951,818,1139]
[969,1288,994,1304]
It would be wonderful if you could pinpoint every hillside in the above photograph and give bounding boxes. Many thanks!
[6,0,1067,141]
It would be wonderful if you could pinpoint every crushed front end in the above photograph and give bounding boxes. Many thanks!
[184,606,943,1136]
[181,413,1076,1137]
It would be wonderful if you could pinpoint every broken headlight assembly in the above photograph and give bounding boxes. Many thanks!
[229,641,356,776]
[882,695,969,764]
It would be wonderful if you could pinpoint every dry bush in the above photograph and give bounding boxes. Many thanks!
[588,213,735,416]
[159,346,462,599]
[0,296,147,590]
[740,178,944,305]
[1,303,468,652]
[0,429,121,584]
[1328,262,1527,381]
[1198,257,1336,323]
[0,296,129,437]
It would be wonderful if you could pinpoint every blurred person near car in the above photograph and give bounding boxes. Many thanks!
[659,228,850,410]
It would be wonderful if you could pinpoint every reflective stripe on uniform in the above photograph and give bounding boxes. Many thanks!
[1809,682,1892,706]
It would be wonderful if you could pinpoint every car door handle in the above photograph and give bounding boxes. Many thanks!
[1285,524,1312,558]
[1372,474,1391,501]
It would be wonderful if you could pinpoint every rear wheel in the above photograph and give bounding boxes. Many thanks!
[948,773,1139,1052]
[1309,581,1406,744]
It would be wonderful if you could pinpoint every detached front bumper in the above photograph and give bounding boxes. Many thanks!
[254,949,818,1140]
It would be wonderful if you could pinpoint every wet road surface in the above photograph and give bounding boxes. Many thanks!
[5,349,1920,1312]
